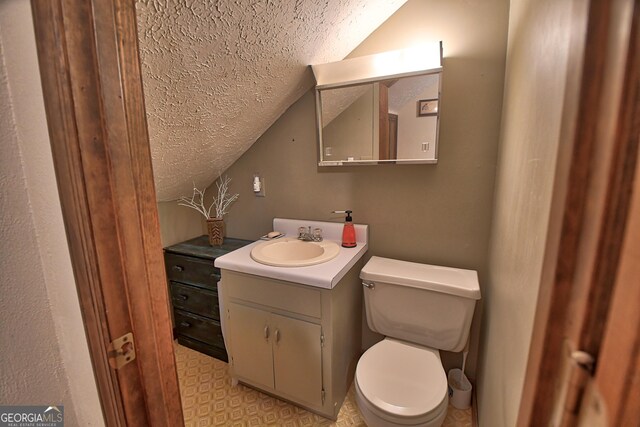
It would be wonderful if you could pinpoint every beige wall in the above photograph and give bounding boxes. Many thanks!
[476,0,576,425]
[214,0,509,379]
[157,201,207,247]
[0,1,103,425]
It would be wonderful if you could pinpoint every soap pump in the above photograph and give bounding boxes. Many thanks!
[333,210,357,248]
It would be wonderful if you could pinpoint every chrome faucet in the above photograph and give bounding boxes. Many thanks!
[298,226,323,242]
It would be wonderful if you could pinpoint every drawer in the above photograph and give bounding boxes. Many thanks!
[165,252,220,290]
[170,282,220,320]
[177,336,228,362]
[174,309,225,348]
[224,271,321,319]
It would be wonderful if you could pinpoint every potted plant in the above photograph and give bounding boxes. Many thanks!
[178,175,239,246]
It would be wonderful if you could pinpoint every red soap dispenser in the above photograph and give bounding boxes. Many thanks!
[335,210,357,248]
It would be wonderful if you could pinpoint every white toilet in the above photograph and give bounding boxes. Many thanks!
[355,256,481,427]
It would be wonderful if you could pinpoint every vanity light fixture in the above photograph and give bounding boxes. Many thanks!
[311,41,442,89]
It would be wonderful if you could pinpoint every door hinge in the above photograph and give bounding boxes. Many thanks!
[320,333,325,347]
[107,332,135,370]
[321,388,326,404]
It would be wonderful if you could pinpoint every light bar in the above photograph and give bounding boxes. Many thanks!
[312,42,442,89]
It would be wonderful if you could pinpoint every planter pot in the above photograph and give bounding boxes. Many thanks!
[207,217,224,246]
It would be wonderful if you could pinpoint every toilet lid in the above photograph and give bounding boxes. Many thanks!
[356,338,447,419]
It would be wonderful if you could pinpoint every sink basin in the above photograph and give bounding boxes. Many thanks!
[251,238,340,267]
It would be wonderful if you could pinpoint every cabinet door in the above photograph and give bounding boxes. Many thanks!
[271,314,323,407]
[227,302,274,389]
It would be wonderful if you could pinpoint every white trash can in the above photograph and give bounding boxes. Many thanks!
[448,368,472,410]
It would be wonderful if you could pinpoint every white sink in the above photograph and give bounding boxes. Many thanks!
[251,238,340,267]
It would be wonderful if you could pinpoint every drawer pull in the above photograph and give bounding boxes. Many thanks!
[180,321,191,328]
[275,329,280,343]
[172,265,184,272]
[178,294,188,301]
[264,326,270,340]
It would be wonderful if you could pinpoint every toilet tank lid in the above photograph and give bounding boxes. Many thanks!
[360,256,481,300]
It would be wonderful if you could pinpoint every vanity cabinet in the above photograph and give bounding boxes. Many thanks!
[221,263,364,420]
[163,236,252,361]
[228,302,323,407]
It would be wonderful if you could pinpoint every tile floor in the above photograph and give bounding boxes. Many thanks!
[175,344,472,426]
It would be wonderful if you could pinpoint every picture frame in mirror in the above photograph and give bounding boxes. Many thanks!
[418,98,439,117]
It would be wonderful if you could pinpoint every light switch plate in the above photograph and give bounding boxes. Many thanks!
[253,174,266,197]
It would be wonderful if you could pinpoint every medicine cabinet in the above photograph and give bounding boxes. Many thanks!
[312,43,443,166]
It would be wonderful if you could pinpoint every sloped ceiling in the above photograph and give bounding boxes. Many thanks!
[136,0,407,201]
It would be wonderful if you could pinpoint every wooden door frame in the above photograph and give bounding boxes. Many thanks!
[517,0,640,425]
[31,0,183,425]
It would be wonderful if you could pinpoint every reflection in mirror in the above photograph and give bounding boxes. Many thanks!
[317,72,440,165]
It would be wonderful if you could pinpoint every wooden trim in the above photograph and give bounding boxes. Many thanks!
[570,0,639,357]
[30,2,126,424]
[517,0,639,424]
[31,0,183,425]
[587,3,640,424]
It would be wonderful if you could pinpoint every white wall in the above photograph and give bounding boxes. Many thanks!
[0,2,103,425]
[476,0,576,425]
[396,81,439,160]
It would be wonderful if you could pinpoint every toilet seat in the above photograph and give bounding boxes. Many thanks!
[355,338,448,425]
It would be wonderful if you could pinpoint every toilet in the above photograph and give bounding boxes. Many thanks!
[355,256,481,427]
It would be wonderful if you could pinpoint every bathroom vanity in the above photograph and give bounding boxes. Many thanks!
[215,218,368,419]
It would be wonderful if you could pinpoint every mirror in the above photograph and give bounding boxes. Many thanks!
[316,72,441,165]
[311,43,443,166]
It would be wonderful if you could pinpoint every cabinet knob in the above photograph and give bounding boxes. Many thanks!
[264,326,270,340]
[172,265,184,272]
[180,321,191,328]
[178,294,188,301]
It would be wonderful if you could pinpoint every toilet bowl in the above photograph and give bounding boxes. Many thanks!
[354,338,448,427]
[356,256,481,427]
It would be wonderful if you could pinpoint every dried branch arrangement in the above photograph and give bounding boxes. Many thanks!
[177,175,239,219]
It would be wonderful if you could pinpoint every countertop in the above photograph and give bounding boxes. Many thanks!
[214,218,368,289]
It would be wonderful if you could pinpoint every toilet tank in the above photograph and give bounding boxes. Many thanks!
[360,256,481,352]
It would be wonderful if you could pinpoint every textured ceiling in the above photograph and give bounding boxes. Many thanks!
[136,0,407,201]
[388,73,439,112]
[320,84,370,126]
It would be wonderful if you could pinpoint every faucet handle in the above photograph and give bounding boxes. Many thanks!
[313,228,323,240]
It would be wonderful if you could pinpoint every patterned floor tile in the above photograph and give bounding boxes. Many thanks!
[175,344,472,426]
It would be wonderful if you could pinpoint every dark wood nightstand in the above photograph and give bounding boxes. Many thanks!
[164,235,252,361]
